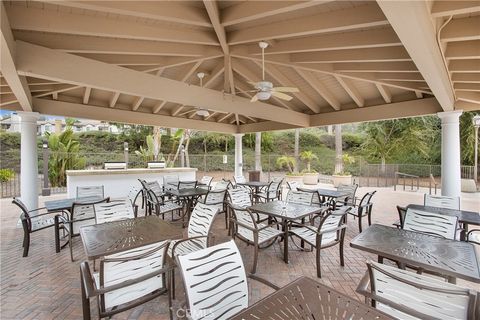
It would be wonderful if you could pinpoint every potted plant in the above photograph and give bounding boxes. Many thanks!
[332,153,355,187]
[300,150,318,185]
[276,156,303,184]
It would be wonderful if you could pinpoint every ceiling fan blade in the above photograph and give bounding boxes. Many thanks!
[250,94,259,102]
[236,89,258,94]
[271,91,293,101]
[247,81,258,86]
[272,86,299,93]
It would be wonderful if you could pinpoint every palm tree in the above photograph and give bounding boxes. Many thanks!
[276,156,296,174]
[300,150,318,172]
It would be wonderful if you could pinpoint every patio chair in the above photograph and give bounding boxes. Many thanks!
[286,180,299,191]
[168,202,219,298]
[392,205,407,229]
[212,178,232,190]
[126,184,141,214]
[290,207,350,278]
[233,175,247,186]
[403,207,458,239]
[12,197,66,257]
[228,189,283,274]
[198,175,213,190]
[80,240,173,320]
[424,194,460,210]
[176,240,279,320]
[163,175,179,191]
[286,190,314,206]
[60,198,109,261]
[94,199,135,224]
[76,185,104,198]
[227,187,267,223]
[356,261,476,320]
[145,189,183,221]
[178,180,197,189]
[467,229,480,245]
[256,179,283,203]
[347,191,376,233]
[335,184,358,207]
[201,189,228,228]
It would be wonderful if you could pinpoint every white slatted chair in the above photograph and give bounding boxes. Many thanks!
[286,180,299,191]
[59,198,109,262]
[403,207,458,239]
[76,185,104,198]
[228,189,283,274]
[178,180,197,189]
[94,200,135,224]
[356,261,476,320]
[467,229,480,245]
[176,240,279,320]
[336,184,358,207]
[286,190,314,206]
[163,175,179,191]
[227,187,268,224]
[213,179,232,191]
[198,176,213,190]
[347,191,376,233]
[202,189,228,228]
[290,207,350,278]
[424,194,460,210]
[256,179,283,203]
[126,185,142,214]
[146,180,164,198]
[80,241,172,320]
[145,189,183,221]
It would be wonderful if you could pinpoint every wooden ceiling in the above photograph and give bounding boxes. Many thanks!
[1,0,479,133]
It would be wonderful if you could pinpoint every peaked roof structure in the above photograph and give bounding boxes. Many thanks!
[1,0,479,133]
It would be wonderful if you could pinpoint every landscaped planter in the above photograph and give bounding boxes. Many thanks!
[332,174,352,187]
[285,175,304,185]
[302,173,318,185]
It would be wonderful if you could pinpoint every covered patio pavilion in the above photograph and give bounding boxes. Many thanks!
[1,1,479,319]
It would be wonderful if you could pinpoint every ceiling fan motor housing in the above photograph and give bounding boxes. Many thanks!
[255,81,273,91]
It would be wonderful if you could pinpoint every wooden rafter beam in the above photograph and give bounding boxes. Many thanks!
[441,16,480,42]
[109,92,120,108]
[204,63,224,88]
[333,61,419,73]
[83,87,91,104]
[452,74,480,83]
[132,97,144,111]
[234,28,401,55]
[33,97,237,133]
[16,42,309,126]
[445,40,480,60]
[431,1,480,18]
[457,91,480,104]
[296,69,340,110]
[335,76,364,107]
[449,59,480,73]
[375,84,392,103]
[290,46,411,63]
[44,1,212,27]
[454,83,480,91]
[228,3,388,45]
[221,1,331,26]
[377,0,454,111]
[0,2,32,111]
[6,5,218,46]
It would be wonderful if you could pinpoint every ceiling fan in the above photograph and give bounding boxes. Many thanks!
[244,41,299,102]
[195,72,210,117]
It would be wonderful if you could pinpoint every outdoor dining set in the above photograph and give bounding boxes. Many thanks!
[11,174,480,320]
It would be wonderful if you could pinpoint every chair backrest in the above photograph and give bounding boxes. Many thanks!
[204,189,227,205]
[316,208,350,245]
[187,203,218,239]
[227,188,251,208]
[163,175,179,190]
[396,205,407,228]
[424,194,460,210]
[286,190,313,206]
[145,188,163,205]
[268,179,283,192]
[12,197,32,231]
[99,240,169,311]
[12,197,29,215]
[77,185,104,198]
[213,179,232,190]
[176,240,248,320]
[286,181,299,190]
[200,176,213,186]
[233,175,246,184]
[367,261,475,320]
[178,181,197,189]
[359,191,376,207]
[127,185,142,206]
[403,208,458,239]
[94,199,135,224]
[337,184,358,203]
[71,198,109,234]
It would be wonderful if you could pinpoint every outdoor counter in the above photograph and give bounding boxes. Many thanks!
[66,167,197,198]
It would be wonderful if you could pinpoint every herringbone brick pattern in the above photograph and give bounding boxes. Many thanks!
[1,187,478,319]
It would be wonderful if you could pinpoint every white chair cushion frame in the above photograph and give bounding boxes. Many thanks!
[357,261,476,320]
[424,194,460,210]
[94,199,135,224]
[77,185,104,198]
[403,208,458,240]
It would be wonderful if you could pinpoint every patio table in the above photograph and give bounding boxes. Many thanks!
[166,188,208,226]
[350,224,480,283]
[297,187,349,208]
[45,196,103,212]
[248,200,322,263]
[230,276,393,320]
[407,204,480,239]
[79,215,183,260]
[237,181,268,200]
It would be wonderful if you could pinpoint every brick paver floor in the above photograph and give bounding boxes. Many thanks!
[1,186,478,319]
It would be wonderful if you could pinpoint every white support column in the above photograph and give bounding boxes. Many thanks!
[233,133,244,177]
[254,132,262,171]
[438,110,463,198]
[18,112,40,209]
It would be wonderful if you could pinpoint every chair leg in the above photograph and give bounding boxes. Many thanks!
[22,233,30,257]
[358,215,363,233]
[69,233,74,262]
[316,246,322,278]
[251,243,259,274]
[80,270,91,320]
[339,241,345,267]
[367,209,372,227]
[171,269,176,300]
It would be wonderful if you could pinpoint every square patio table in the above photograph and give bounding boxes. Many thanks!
[297,187,350,208]
[248,200,322,263]
[230,276,394,320]
[237,181,269,196]
[166,188,208,226]
[45,196,103,212]
[79,215,183,260]
[350,224,480,283]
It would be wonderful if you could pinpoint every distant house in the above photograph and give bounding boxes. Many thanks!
[0,114,122,135]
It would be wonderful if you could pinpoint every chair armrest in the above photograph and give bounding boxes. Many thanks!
[355,272,371,297]
[248,274,280,291]
[319,225,346,235]
[171,236,209,257]
[229,218,257,232]
[80,261,97,298]
[257,221,282,232]
[27,207,48,213]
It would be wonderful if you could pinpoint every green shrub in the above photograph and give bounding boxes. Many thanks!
[0,169,14,182]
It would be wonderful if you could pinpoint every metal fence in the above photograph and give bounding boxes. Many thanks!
[0,150,477,198]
